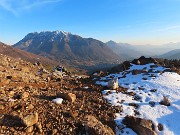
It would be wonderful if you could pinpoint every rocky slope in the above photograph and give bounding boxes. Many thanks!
[0,54,117,135]
[95,57,180,135]
[1,54,180,135]
[13,31,122,71]
[0,42,59,68]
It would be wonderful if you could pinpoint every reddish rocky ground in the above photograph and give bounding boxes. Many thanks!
[0,54,117,135]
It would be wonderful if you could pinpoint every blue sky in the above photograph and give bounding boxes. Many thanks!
[0,0,180,45]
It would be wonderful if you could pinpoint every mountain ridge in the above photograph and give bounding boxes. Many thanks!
[106,40,180,57]
[106,40,143,60]
[13,30,122,71]
[159,49,180,59]
[0,42,59,66]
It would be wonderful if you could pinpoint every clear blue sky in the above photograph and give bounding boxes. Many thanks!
[0,0,180,45]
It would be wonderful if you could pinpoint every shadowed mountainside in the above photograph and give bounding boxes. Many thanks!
[13,31,122,71]
[0,42,61,70]
[158,49,180,60]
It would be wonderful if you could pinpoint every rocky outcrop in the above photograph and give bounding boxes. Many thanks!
[132,56,158,65]
[123,116,157,135]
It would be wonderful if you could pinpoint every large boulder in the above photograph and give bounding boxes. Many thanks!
[82,115,115,135]
[123,116,157,135]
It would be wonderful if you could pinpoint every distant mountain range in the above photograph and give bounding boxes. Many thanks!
[106,40,143,59]
[13,31,122,71]
[133,42,180,56]
[3,30,179,72]
[106,41,180,58]
[158,49,180,59]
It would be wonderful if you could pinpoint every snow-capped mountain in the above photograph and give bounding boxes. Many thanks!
[13,31,122,71]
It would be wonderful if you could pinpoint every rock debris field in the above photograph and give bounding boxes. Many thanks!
[0,54,116,135]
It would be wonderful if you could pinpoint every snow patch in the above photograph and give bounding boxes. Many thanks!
[52,98,63,104]
[96,63,180,135]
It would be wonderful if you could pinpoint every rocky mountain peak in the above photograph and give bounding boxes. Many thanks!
[13,31,122,72]
[24,30,73,41]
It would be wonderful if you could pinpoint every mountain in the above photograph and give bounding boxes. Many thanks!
[106,40,143,59]
[159,49,180,59]
[0,42,60,68]
[133,42,180,56]
[13,31,122,71]
[107,41,180,57]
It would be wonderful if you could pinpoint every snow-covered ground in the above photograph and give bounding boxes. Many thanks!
[96,63,180,135]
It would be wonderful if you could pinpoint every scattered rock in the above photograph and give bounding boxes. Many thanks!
[82,115,115,135]
[107,78,119,89]
[132,70,143,75]
[159,96,170,106]
[22,92,29,99]
[22,112,38,127]
[134,95,141,101]
[129,103,139,109]
[70,110,78,118]
[150,89,157,92]
[52,129,58,134]
[26,126,34,133]
[138,87,145,90]
[126,92,136,96]
[9,91,15,97]
[35,122,42,132]
[0,105,4,110]
[157,123,163,131]
[0,117,3,125]
[150,65,158,68]
[123,116,157,135]
[57,92,76,103]
[149,101,155,107]
[6,76,12,80]
[163,69,172,72]
[26,104,34,110]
